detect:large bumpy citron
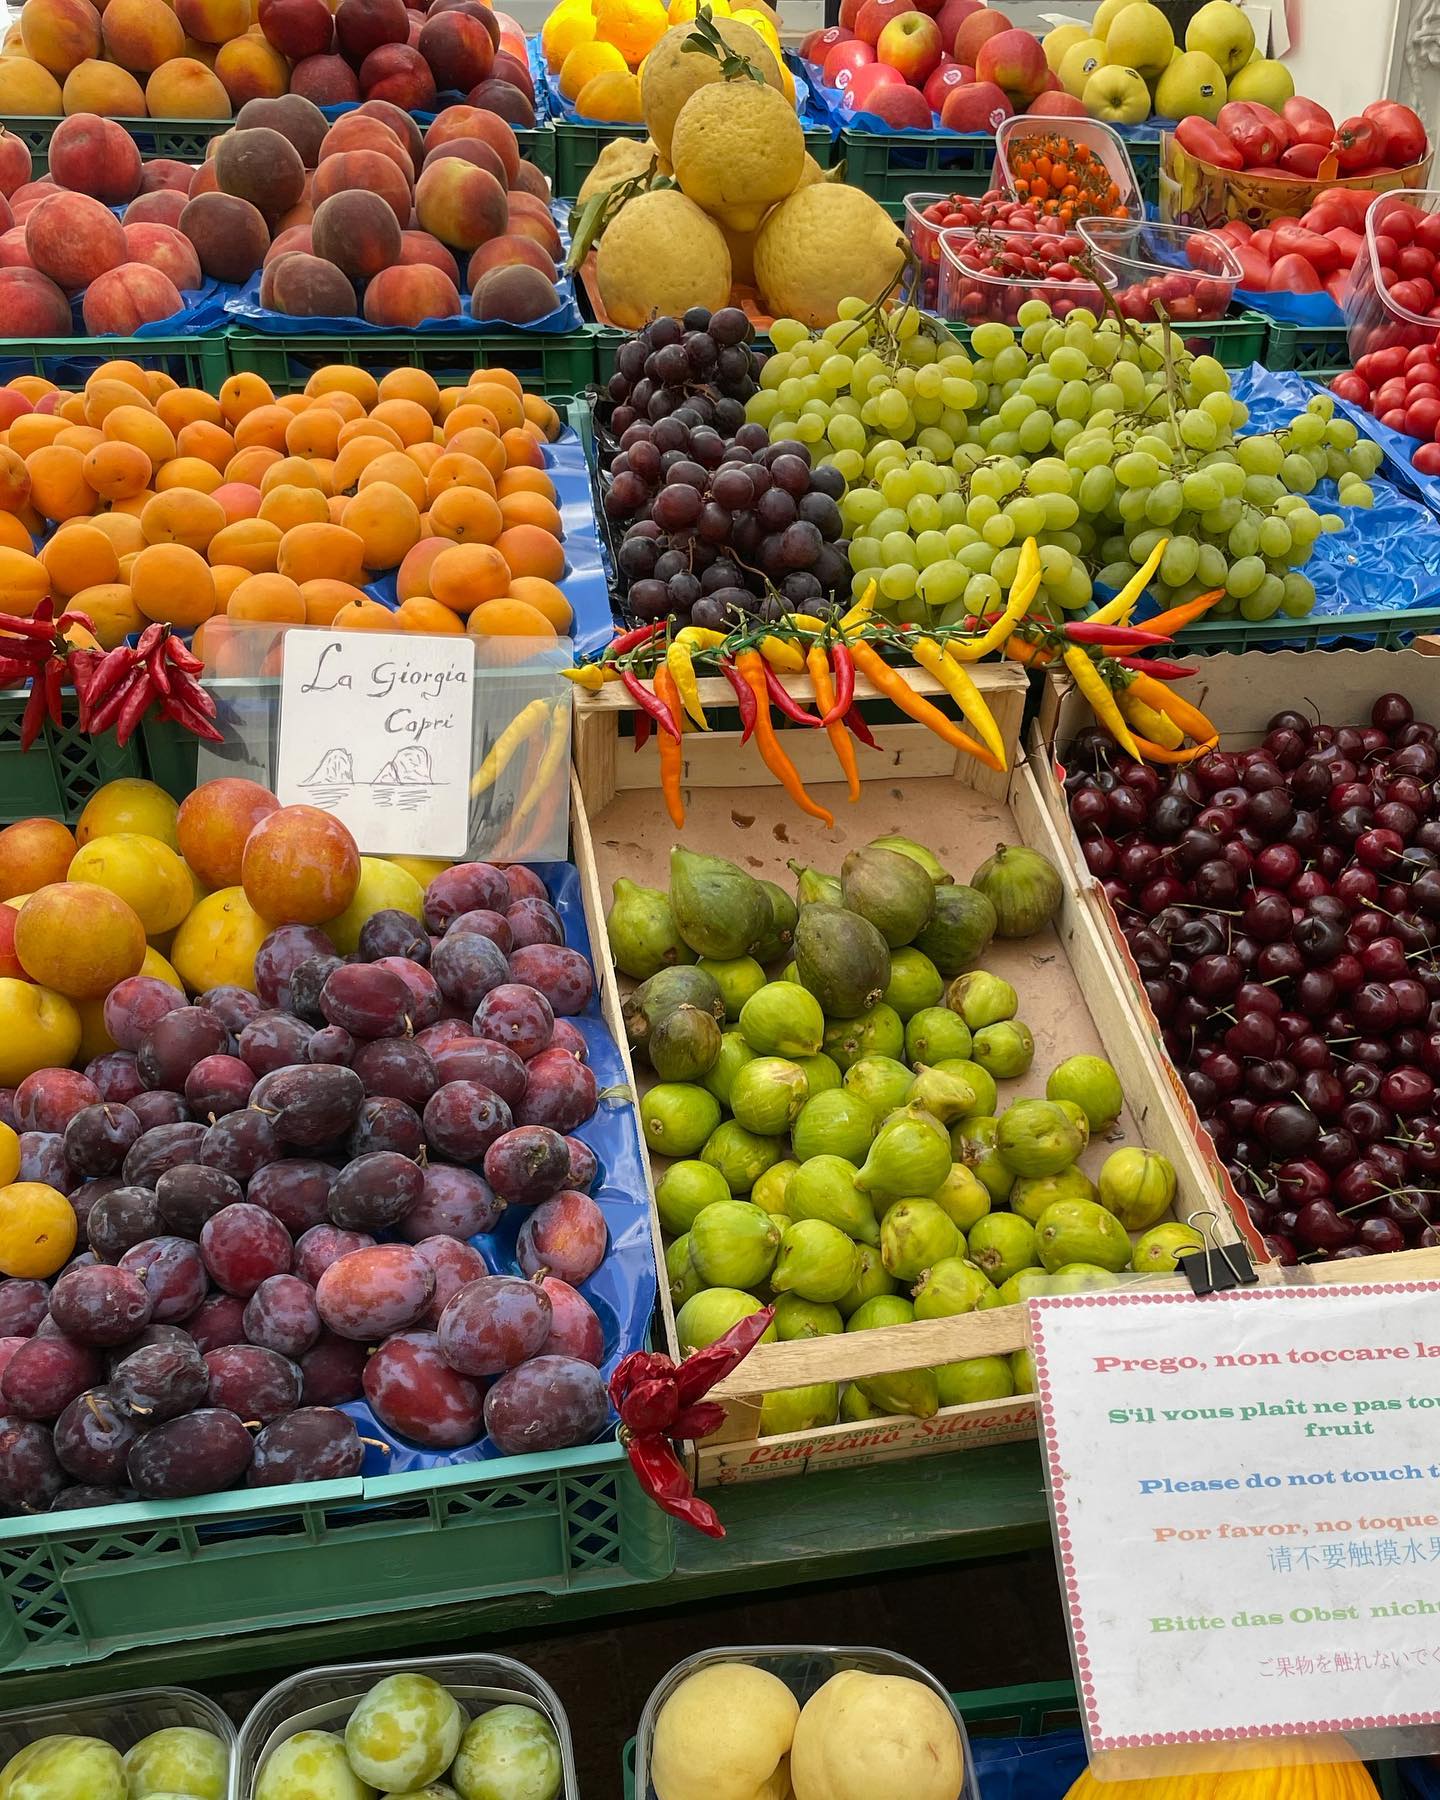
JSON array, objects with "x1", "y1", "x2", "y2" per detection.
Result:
[
  {"x1": 640, "y1": 17, "x2": 782, "y2": 159},
  {"x1": 577, "y1": 135, "x2": 661, "y2": 203},
  {"x1": 596, "y1": 188, "x2": 731, "y2": 328},
  {"x1": 754, "y1": 183, "x2": 906, "y2": 328},
  {"x1": 671, "y1": 78, "x2": 804, "y2": 233}
]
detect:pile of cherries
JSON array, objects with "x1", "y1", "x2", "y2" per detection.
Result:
[{"x1": 1064, "y1": 694, "x2": 1440, "y2": 1266}]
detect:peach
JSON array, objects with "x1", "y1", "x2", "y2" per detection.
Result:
[
  {"x1": 490, "y1": 48, "x2": 533, "y2": 99},
  {"x1": 177, "y1": 777, "x2": 280, "y2": 889},
  {"x1": 145, "y1": 56, "x2": 232, "y2": 116},
  {"x1": 400, "y1": 230, "x2": 458, "y2": 283},
  {"x1": 0, "y1": 131, "x2": 31, "y2": 202},
  {"x1": 467, "y1": 233, "x2": 553, "y2": 286},
  {"x1": 418, "y1": 9, "x2": 492, "y2": 90},
  {"x1": 264, "y1": 222, "x2": 312, "y2": 262},
  {"x1": 214, "y1": 124, "x2": 305, "y2": 220},
  {"x1": 260, "y1": 251, "x2": 356, "y2": 315},
  {"x1": 141, "y1": 160, "x2": 195, "y2": 195},
  {"x1": 466, "y1": 79, "x2": 533, "y2": 126},
  {"x1": 509, "y1": 160, "x2": 550, "y2": 203},
  {"x1": 0, "y1": 820, "x2": 76, "y2": 900},
  {"x1": 122, "y1": 221, "x2": 202, "y2": 288},
  {"x1": 15, "y1": 882, "x2": 146, "y2": 998},
  {"x1": 101, "y1": 0, "x2": 184, "y2": 69},
  {"x1": 503, "y1": 207, "x2": 561, "y2": 261},
  {"x1": 180, "y1": 191, "x2": 270, "y2": 282},
  {"x1": 319, "y1": 112, "x2": 413, "y2": 181},
  {"x1": 0, "y1": 230, "x2": 34, "y2": 272},
  {"x1": 49, "y1": 113, "x2": 143, "y2": 205},
  {"x1": 334, "y1": 0, "x2": 406, "y2": 61},
  {"x1": 215, "y1": 33, "x2": 290, "y2": 105},
  {"x1": 288, "y1": 52, "x2": 359, "y2": 105},
  {"x1": 61, "y1": 59, "x2": 148, "y2": 115},
  {"x1": 237, "y1": 94, "x2": 329, "y2": 167},
  {"x1": 25, "y1": 191, "x2": 125, "y2": 291},
  {"x1": 311, "y1": 151, "x2": 412, "y2": 229},
  {"x1": 354, "y1": 96, "x2": 423, "y2": 167},
  {"x1": 175, "y1": 0, "x2": 249, "y2": 43},
  {"x1": 0, "y1": 60, "x2": 64, "y2": 113},
  {"x1": 187, "y1": 161, "x2": 219, "y2": 196},
  {"x1": 360, "y1": 41, "x2": 435, "y2": 107},
  {"x1": 20, "y1": 0, "x2": 101, "y2": 74},
  {"x1": 83, "y1": 262, "x2": 181, "y2": 333},
  {"x1": 415, "y1": 157, "x2": 505, "y2": 252},
  {"x1": 257, "y1": 0, "x2": 331, "y2": 57},
  {"x1": 471, "y1": 263, "x2": 557, "y2": 324},
  {"x1": 242, "y1": 804, "x2": 360, "y2": 926},
  {"x1": 311, "y1": 189, "x2": 401, "y2": 279},
  {"x1": 424, "y1": 104, "x2": 518, "y2": 183},
  {"x1": 362, "y1": 263, "x2": 459, "y2": 327},
  {"x1": 421, "y1": 134, "x2": 506, "y2": 186},
  {"x1": 125, "y1": 189, "x2": 188, "y2": 228}
]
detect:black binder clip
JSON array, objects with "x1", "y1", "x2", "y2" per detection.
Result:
[{"x1": 1176, "y1": 1208, "x2": 1257, "y2": 1296}]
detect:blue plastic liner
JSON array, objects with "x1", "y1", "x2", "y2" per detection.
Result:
[
  {"x1": 1235, "y1": 285, "x2": 1346, "y2": 327},
  {"x1": 971, "y1": 1728, "x2": 1087, "y2": 1800},
  {"x1": 340, "y1": 861, "x2": 654, "y2": 1473},
  {"x1": 79, "y1": 277, "x2": 232, "y2": 339},
  {"x1": 1402, "y1": 1757, "x2": 1440, "y2": 1800}
]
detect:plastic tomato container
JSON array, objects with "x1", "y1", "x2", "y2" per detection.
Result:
[
  {"x1": 995, "y1": 115, "x2": 1143, "y2": 220},
  {"x1": 1076, "y1": 217, "x2": 1240, "y2": 322},
  {"x1": 906, "y1": 192, "x2": 1071, "y2": 308},
  {"x1": 937, "y1": 225, "x2": 1110, "y2": 324},
  {"x1": 1344, "y1": 187, "x2": 1440, "y2": 363},
  {"x1": 631, "y1": 1646, "x2": 979, "y2": 1800}
]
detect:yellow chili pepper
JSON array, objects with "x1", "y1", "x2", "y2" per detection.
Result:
[
  {"x1": 674, "y1": 625, "x2": 726, "y2": 654},
  {"x1": 759, "y1": 635, "x2": 806, "y2": 673},
  {"x1": 948, "y1": 538, "x2": 1042, "y2": 663},
  {"x1": 511, "y1": 697, "x2": 571, "y2": 827},
  {"x1": 838, "y1": 580, "x2": 877, "y2": 637},
  {"x1": 1083, "y1": 539, "x2": 1168, "y2": 628},
  {"x1": 914, "y1": 636, "x2": 1007, "y2": 768},
  {"x1": 848, "y1": 639, "x2": 1000, "y2": 770},
  {"x1": 471, "y1": 696, "x2": 550, "y2": 797},
  {"x1": 666, "y1": 640, "x2": 708, "y2": 730},
  {"x1": 1124, "y1": 668, "x2": 1217, "y2": 745},
  {"x1": 1062, "y1": 645, "x2": 1141, "y2": 761},
  {"x1": 563, "y1": 663, "x2": 612, "y2": 691},
  {"x1": 1116, "y1": 685, "x2": 1183, "y2": 750},
  {"x1": 787, "y1": 612, "x2": 831, "y2": 635}
]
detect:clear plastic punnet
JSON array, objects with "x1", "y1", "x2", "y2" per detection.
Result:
[
  {"x1": 1345, "y1": 187, "x2": 1440, "y2": 364},
  {"x1": 904, "y1": 191, "x2": 955, "y2": 309},
  {"x1": 1076, "y1": 217, "x2": 1241, "y2": 323},
  {"x1": 938, "y1": 225, "x2": 1111, "y2": 325},
  {"x1": 995, "y1": 114, "x2": 1144, "y2": 220}
]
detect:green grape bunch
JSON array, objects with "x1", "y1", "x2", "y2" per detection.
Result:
[{"x1": 745, "y1": 297, "x2": 1381, "y2": 627}]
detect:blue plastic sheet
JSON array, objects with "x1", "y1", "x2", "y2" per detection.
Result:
[
  {"x1": 1235, "y1": 286, "x2": 1346, "y2": 327},
  {"x1": 971, "y1": 1728, "x2": 1088, "y2": 1800},
  {"x1": 1323, "y1": 384, "x2": 1440, "y2": 518},
  {"x1": 340, "y1": 861, "x2": 654, "y2": 1473},
  {"x1": 75, "y1": 277, "x2": 232, "y2": 340}
]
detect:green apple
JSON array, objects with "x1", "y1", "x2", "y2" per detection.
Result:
[
  {"x1": 1093, "y1": 0, "x2": 1143, "y2": 37},
  {"x1": 1227, "y1": 55, "x2": 1294, "y2": 107},
  {"x1": 1103, "y1": 1, "x2": 1173, "y2": 76},
  {"x1": 1043, "y1": 22, "x2": 1091, "y2": 72},
  {"x1": 1083, "y1": 63, "x2": 1152, "y2": 123},
  {"x1": 1059, "y1": 35, "x2": 1107, "y2": 97},
  {"x1": 1154, "y1": 48, "x2": 1226, "y2": 121},
  {"x1": 1184, "y1": 0, "x2": 1255, "y2": 76}
]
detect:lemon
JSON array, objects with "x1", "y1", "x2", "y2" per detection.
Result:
[
  {"x1": 596, "y1": 188, "x2": 732, "y2": 328},
  {"x1": 672, "y1": 79, "x2": 804, "y2": 233},
  {"x1": 640, "y1": 17, "x2": 782, "y2": 160},
  {"x1": 754, "y1": 182, "x2": 907, "y2": 328}
]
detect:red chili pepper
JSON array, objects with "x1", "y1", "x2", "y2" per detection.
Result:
[
  {"x1": 168, "y1": 671, "x2": 216, "y2": 719},
  {"x1": 719, "y1": 657, "x2": 758, "y2": 744},
  {"x1": 1063, "y1": 622, "x2": 1174, "y2": 647},
  {"x1": 843, "y1": 706, "x2": 879, "y2": 749},
  {"x1": 42, "y1": 656, "x2": 64, "y2": 730},
  {"x1": 1115, "y1": 655, "x2": 1195, "y2": 680},
  {"x1": 165, "y1": 637, "x2": 204, "y2": 675},
  {"x1": 146, "y1": 629, "x2": 172, "y2": 698},
  {"x1": 160, "y1": 688, "x2": 223, "y2": 742},
  {"x1": 633, "y1": 712, "x2": 652, "y2": 754},
  {"x1": 822, "y1": 642, "x2": 855, "y2": 726},
  {"x1": 135, "y1": 622, "x2": 165, "y2": 661},
  {"x1": 0, "y1": 635, "x2": 53, "y2": 665},
  {"x1": 0, "y1": 610, "x2": 56, "y2": 645},
  {"x1": 66, "y1": 649, "x2": 100, "y2": 707},
  {"x1": 620, "y1": 667, "x2": 680, "y2": 740},
  {"x1": 83, "y1": 646, "x2": 138, "y2": 729},
  {"x1": 605, "y1": 622, "x2": 663, "y2": 660},
  {"x1": 0, "y1": 656, "x2": 33, "y2": 686},
  {"x1": 115, "y1": 673, "x2": 153, "y2": 747},
  {"x1": 18, "y1": 672, "x2": 47, "y2": 751},
  {"x1": 90, "y1": 665, "x2": 144, "y2": 735},
  {"x1": 763, "y1": 662, "x2": 822, "y2": 727}
]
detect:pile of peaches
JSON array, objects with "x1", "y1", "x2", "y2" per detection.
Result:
[
  {"x1": 0, "y1": 96, "x2": 567, "y2": 335},
  {"x1": 0, "y1": 0, "x2": 538, "y2": 126},
  {"x1": 0, "y1": 358, "x2": 575, "y2": 662}
]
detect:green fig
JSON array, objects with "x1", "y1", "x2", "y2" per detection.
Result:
[
  {"x1": 701, "y1": 1029, "x2": 757, "y2": 1107},
  {"x1": 837, "y1": 1242, "x2": 897, "y2": 1316},
  {"x1": 842, "y1": 1056, "x2": 914, "y2": 1118},
  {"x1": 640, "y1": 1083, "x2": 722, "y2": 1158},
  {"x1": 867, "y1": 834, "x2": 950, "y2": 885},
  {"x1": 937, "y1": 1355, "x2": 1015, "y2": 1405},
  {"x1": 699, "y1": 1121, "x2": 785, "y2": 1195},
  {"x1": 1132, "y1": 1223, "x2": 1202, "y2": 1274},
  {"x1": 971, "y1": 843, "x2": 1063, "y2": 939},
  {"x1": 647, "y1": 1004, "x2": 723, "y2": 1083},
  {"x1": 778, "y1": 962, "x2": 800, "y2": 983},
  {"x1": 951, "y1": 1115, "x2": 1014, "y2": 1203},
  {"x1": 841, "y1": 845, "x2": 937, "y2": 948},
  {"x1": 738, "y1": 981, "x2": 825, "y2": 1058},
  {"x1": 1055, "y1": 1100, "x2": 1091, "y2": 1151},
  {"x1": 1047, "y1": 1054, "x2": 1125, "y2": 1132},
  {"x1": 973, "y1": 1020, "x2": 1035, "y2": 1080},
  {"x1": 905, "y1": 1007, "x2": 972, "y2": 1066},
  {"x1": 989, "y1": 1267, "x2": 1051, "y2": 1307},
  {"x1": 880, "y1": 1198, "x2": 960, "y2": 1281},
  {"x1": 822, "y1": 1002, "x2": 905, "y2": 1071},
  {"x1": 996, "y1": 1098, "x2": 1084, "y2": 1176},
  {"x1": 675, "y1": 1288, "x2": 777, "y2": 1353},
  {"x1": 932, "y1": 1162, "x2": 991, "y2": 1232},
  {"x1": 729, "y1": 1057, "x2": 808, "y2": 1136},
  {"x1": 841, "y1": 1383, "x2": 884, "y2": 1422},
  {"x1": 669, "y1": 846, "x2": 770, "y2": 960},
  {"x1": 916, "y1": 882, "x2": 997, "y2": 974},
  {"x1": 697, "y1": 956, "x2": 768, "y2": 1021},
  {"x1": 1050, "y1": 1261, "x2": 1124, "y2": 1292},
  {"x1": 791, "y1": 1089, "x2": 876, "y2": 1165},
  {"x1": 1011, "y1": 1346, "x2": 1036, "y2": 1393},
  {"x1": 1100, "y1": 1147, "x2": 1177, "y2": 1230},
  {"x1": 665, "y1": 1234, "x2": 704, "y2": 1307},
  {"x1": 753, "y1": 880, "x2": 799, "y2": 965},
  {"x1": 1036, "y1": 1198, "x2": 1133, "y2": 1273},
  {"x1": 883, "y1": 947, "x2": 944, "y2": 1020},
  {"x1": 759, "y1": 1382, "x2": 839, "y2": 1436},
  {"x1": 848, "y1": 1295, "x2": 914, "y2": 1335},
  {"x1": 655, "y1": 1158, "x2": 731, "y2": 1235},
  {"x1": 935, "y1": 1057, "x2": 995, "y2": 1117},
  {"x1": 913, "y1": 1255, "x2": 992, "y2": 1319},
  {"x1": 772, "y1": 1218, "x2": 861, "y2": 1303},
  {"x1": 607, "y1": 878, "x2": 695, "y2": 980},
  {"x1": 788, "y1": 859, "x2": 841, "y2": 907},
  {"x1": 968, "y1": 1211, "x2": 1041, "y2": 1286},
  {"x1": 794, "y1": 903, "x2": 891, "y2": 1020},
  {"x1": 1010, "y1": 1166, "x2": 1098, "y2": 1225},
  {"x1": 689, "y1": 1199, "x2": 780, "y2": 1288},
  {"x1": 859, "y1": 1365, "x2": 939, "y2": 1421},
  {"x1": 947, "y1": 970, "x2": 1017, "y2": 1029},
  {"x1": 752, "y1": 1158, "x2": 799, "y2": 1215},
  {"x1": 908, "y1": 1063, "x2": 977, "y2": 1125},
  {"x1": 788, "y1": 1154, "x2": 880, "y2": 1246},
  {"x1": 623, "y1": 965, "x2": 724, "y2": 1051},
  {"x1": 855, "y1": 1108, "x2": 952, "y2": 1202},
  {"x1": 773, "y1": 1292, "x2": 844, "y2": 1340},
  {"x1": 792, "y1": 1052, "x2": 842, "y2": 1095}
]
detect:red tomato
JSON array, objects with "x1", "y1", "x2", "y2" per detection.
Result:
[
  {"x1": 1269, "y1": 253, "x2": 1322, "y2": 293},
  {"x1": 1315, "y1": 188, "x2": 1373, "y2": 227},
  {"x1": 1363, "y1": 100, "x2": 1428, "y2": 168},
  {"x1": 1373, "y1": 232, "x2": 1400, "y2": 265},
  {"x1": 1279, "y1": 144, "x2": 1331, "y2": 177},
  {"x1": 1406, "y1": 343, "x2": 1439, "y2": 367},
  {"x1": 1271, "y1": 224, "x2": 1342, "y2": 273},
  {"x1": 1333, "y1": 116, "x2": 1383, "y2": 170},
  {"x1": 1233, "y1": 245, "x2": 1272, "y2": 290},
  {"x1": 1330, "y1": 372, "x2": 1370, "y2": 406},
  {"x1": 1323, "y1": 271, "x2": 1350, "y2": 306},
  {"x1": 1302, "y1": 205, "x2": 1349, "y2": 235},
  {"x1": 1406, "y1": 385, "x2": 1440, "y2": 403},
  {"x1": 1413, "y1": 442, "x2": 1440, "y2": 474},
  {"x1": 1405, "y1": 398, "x2": 1440, "y2": 438},
  {"x1": 1388, "y1": 278, "x2": 1435, "y2": 315},
  {"x1": 1251, "y1": 228, "x2": 1275, "y2": 257},
  {"x1": 1381, "y1": 408, "x2": 1410, "y2": 431},
  {"x1": 1326, "y1": 226, "x2": 1365, "y2": 265},
  {"x1": 1398, "y1": 244, "x2": 1438, "y2": 280},
  {"x1": 1282, "y1": 96, "x2": 1335, "y2": 146},
  {"x1": 1218, "y1": 100, "x2": 1285, "y2": 167},
  {"x1": 1174, "y1": 116, "x2": 1244, "y2": 170},
  {"x1": 1375, "y1": 379, "x2": 1409, "y2": 410},
  {"x1": 1417, "y1": 215, "x2": 1440, "y2": 256},
  {"x1": 1365, "y1": 345, "x2": 1410, "y2": 380}
]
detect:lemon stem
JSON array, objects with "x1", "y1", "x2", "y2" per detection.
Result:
[{"x1": 682, "y1": 1, "x2": 765, "y2": 81}]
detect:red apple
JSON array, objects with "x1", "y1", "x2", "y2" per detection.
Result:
[
  {"x1": 935, "y1": 0, "x2": 982, "y2": 49},
  {"x1": 855, "y1": 0, "x2": 914, "y2": 46},
  {"x1": 877, "y1": 9, "x2": 943, "y2": 82},
  {"x1": 838, "y1": 0, "x2": 865, "y2": 27},
  {"x1": 974, "y1": 26, "x2": 1045, "y2": 102},
  {"x1": 0, "y1": 904, "x2": 22, "y2": 982},
  {"x1": 953, "y1": 5, "x2": 1009, "y2": 65},
  {"x1": 907, "y1": 0, "x2": 943, "y2": 15},
  {"x1": 823, "y1": 36, "x2": 875, "y2": 85},
  {"x1": 865, "y1": 82, "x2": 935, "y2": 124},
  {"x1": 1029, "y1": 89, "x2": 1087, "y2": 116},
  {"x1": 801, "y1": 23, "x2": 854, "y2": 61},
  {"x1": 845, "y1": 61, "x2": 907, "y2": 108},
  {"x1": 923, "y1": 56, "x2": 966, "y2": 109},
  {"x1": 939, "y1": 78, "x2": 1012, "y2": 130}
]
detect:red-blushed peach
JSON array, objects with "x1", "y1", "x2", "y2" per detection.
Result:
[
  {"x1": 139, "y1": 159, "x2": 195, "y2": 195},
  {"x1": 179, "y1": 190, "x2": 270, "y2": 283},
  {"x1": 83, "y1": 262, "x2": 183, "y2": 334},
  {"x1": 417, "y1": 8, "x2": 492, "y2": 90},
  {"x1": 257, "y1": 0, "x2": 331, "y2": 58},
  {"x1": 213, "y1": 124, "x2": 306, "y2": 221},
  {"x1": 48, "y1": 113, "x2": 142, "y2": 206},
  {"x1": 237, "y1": 93, "x2": 329, "y2": 166},
  {"x1": 424, "y1": 104, "x2": 519, "y2": 183},
  {"x1": 310, "y1": 150, "x2": 412, "y2": 228},
  {"x1": 214, "y1": 33, "x2": 291, "y2": 107},
  {"x1": 359, "y1": 40, "x2": 436, "y2": 108},
  {"x1": 509, "y1": 160, "x2": 551, "y2": 203},
  {"x1": 187, "y1": 160, "x2": 219, "y2": 197},
  {"x1": 414, "y1": 156, "x2": 505, "y2": 252},
  {"x1": 311, "y1": 189, "x2": 401, "y2": 278},
  {"x1": 318, "y1": 111, "x2": 414, "y2": 182},
  {"x1": 24, "y1": 190, "x2": 124, "y2": 290},
  {"x1": 399, "y1": 229, "x2": 458, "y2": 283},
  {"x1": 125, "y1": 190, "x2": 188, "y2": 229},
  {"x1": 145, "y1": 56, "x2": 232, "y2": 117},
  {"x1": 0, "y1": 130, "x2": 32, "y2": 202},
  {"x1": 260, "y1": 249, "x2": 357, "y2": 315},
  {"x1": 263, "y1": 222, "x2": 313, "y2": 263},
  {"x1": 0, "y1": 229, "x2": 33, "y2": 270},
  {"x1": 0, "y1": 268, "x2": 70, "y2": 335},
  {"x1": 61, "y1": 57, "x2": 148, "y2": 115},
  {"x1": 465, "y1": 78, "x2": 534, "y2": 127},
  {"x1": 288, "y1": 52, "x2": 359, "y2": 105},
  {"x1": 362, "y1": 263, "x2": 460, "y2": 327},
  {"x1": 174, "y1": 0, "x2": 249, "y2": 44},
  {"x1": 420, "y1": 134, "x2": 506, "y2": 186},
  {"x1": 356, "y1": 96, "x2": 424, "y2": 167},
  {"x1": 490, "y1": 48, "x2": 533, "y2": 99},
  {"x1": 334, "y1": 0, "x2": 406, "y2": 62},
  {"x1": 466, "y1": 233, "x2": 554, "y2": 287},
  {"x1": 122, "y1": 220, "x2": 202, "y2": 288},
  {"x1": 471, "y1": 263, "x2": 558, "y2": 323}
]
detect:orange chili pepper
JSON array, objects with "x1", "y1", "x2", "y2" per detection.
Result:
[
  {"x1": 1129, "y1": 733, "x2": 1220, "y2": 765},
  {"x1": 1124, "y1": 669, "x2": 1216, "y2": 743},
  {"x1": 652, "y1": 662, "x2": 686, "y2": 829},
  {"x1": 807, "y1": 642, "x2": 860, "y2": 804},
  {"x1": 736, "y1": 649, "x2": 835, "y2": 829}
]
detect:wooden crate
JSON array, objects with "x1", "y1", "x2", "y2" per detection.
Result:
[{"x1": 570, "y1": 662, "x2": 1240, "y2": 1486}]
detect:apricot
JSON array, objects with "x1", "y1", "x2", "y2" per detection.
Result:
[
  {"x1": 215, "y1": 32, "x2": 289, "y2": 104},
  {"x1": 84, "y1": 263, "x2": 183, "y2": 335},
  {"x1": 342, "y1": 481, "x2": 419, "y2": 569},
  {"x1": 69, "y1": 580, "x2": 142, "y2": 647},
  {"x1": 0, "y1": 448, "x2": 32, "y2": 516},
  {"x1": 41, "y1": 521, "x2": 118, "y2": 596},
  {"x1": 288, "y1": 51, "x2": 359, "y2": 106},
  {"x1": 242, "y1": 804, "x2": 361, "y2": 926},
  {"x1": 430, "y1": 540, "x2": 507, "y2": 612},
  {"x1": 306, "y1": 364, "x2": 377, "y2": 407},
  {"x1": 214, "y1": 124, "x2": 305, "y2": 221},
  {"x1": 277, "y1": 520, "x2": 365, "y2": 586},
  {"x1": 14, "y1": 881, "x2": 146, "y2": 998},
  {"x1": 211, "y1": 478, "x2": 261, "y2": 520},
  {"x1": 0, "y1": 60, "x2": 64, "y2": 113},
  {"x1": 209, "y1": 517, "x2": 281, "y2": 572},
  {"x1": 258, "y1": 483, "x2": 328, "y2": 532},
  {"x1": 428, "y1": 485, "x2": 500, "y2": 544},
  {"x1": 227, "y1": 570, "x2": 305, "y2": 623},
  {"x1": 236, "y1": 93, "x2": 329, "y2": 166},
  {"x1": 175, "y1": 419, "x2": 234, "y2": 470},
  {"x1": 299, "y1": 576, "x2": 366, "y2": 624},
  {"x1": 311, "y1": 150, "x2": 412, "y2": 229},
  {"x1": 20, "y1": 0, "x2": 101, "y2": 75},
  {"x1": 283, "y1": 408, "x2": 341, "y2": 461},
  {"x1": 332, "y1": 597, "x2": 395, "y2": 630},
  {"x1": 394, "y1": 595, "x2": 463, "y2": 635},
  {"x1": 141, "y1": 486, "x2": 225, "y2": 551},
  {"x1": 61, "y1": 60, "x2": 148, "y2": 117},
  {"x1": 507, "y1": 575, "x2": 572, "y2": 632},
  {"x1": 145, "y1": 55, "x2": 231, "y2": 116},
  {"x1": 465, "y1": 595, "x2": 556, "y2": 643},
  {"x1": 27, "y1": 444, "x2": 95, "y2": 522},
  {"x1": 130, "y1": 541, "x2": 216, "y2": 627},
  {"x1": 101, "y1": 0, "x2": 184, "y2": 70},
  {"x1": 175, "y1": 0, "x2": 249, "y2": 45},
  {"x1": 496, "y1": 523, "x2": 563, "y2": 582},
  {"x1": 0, "y1": 820, "x2": 76, "y2": 901},
  {"x1": 362, "y1": 264, "x2": 461, "y2": 328}
]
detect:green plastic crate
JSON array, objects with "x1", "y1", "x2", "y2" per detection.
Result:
[
  {"x1": 224, "y1": 329, "x2": 597, "y2": 399},
  {"x1": 552, "y1": 119, "x2": 831, "y2": 199},
  {"x1": 841, "y1": 127, "x2": 1161, "y2": 214},
  {"x1": 939, "y1": 308, "x2": 1268, "y2": 369},
  {"x1": 1264, "y1": 318, "x2": 1352, "y2": 377},
  {"x1": 0, "y1": 1442, "x2": 673, "y2": 1673},
  {"x1": 1178, "y1": 604, "x2": 1440, "y2": 652},
  {"x1": 0, "y1": 334, "x2": 229, "y2": 392},
  {"x1": 8, "y1": 115, "x2": 231, "y2": 175},
  {"x1": 516, "y1": 124, "x2": 557, "y2": 181},
  {"x1": 0, "y1": 690, "x2": 143, "y2": 826}
]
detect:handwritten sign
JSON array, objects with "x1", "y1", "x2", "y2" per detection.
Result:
[
  {"x1": 276, "y1": 628, "x2": 475, "y2": 856},
  {"x1": 1029, "y1": 1284, "x2": 1440, "y2": 1754}
]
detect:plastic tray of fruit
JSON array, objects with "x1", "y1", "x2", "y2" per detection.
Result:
[
  {"x1": 937, "y1": 225, "x2": 1113, "y2": 326},
  {"x1": 236, "y1": 1654, "x2": 576, "y2": 1799},
  {"x1": 0, "y1": 1686, "x2": 233, "y2": 1797},
  {"x1": 631, "y1": 1645, "x2": 976, "y2": 1800},
  {"x1": 904, "y1": 192, "x2": 1076, "y2": 311},
  {"x1": 994, "y1": 116, "x2": 1144, "y2": 222},
  {"x1": 1074, "y1": 216, "x2": 1240, "y2": 323},
  {"x1": 1343, "y1": 188, "x2": 1440, "y2": 364}
]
